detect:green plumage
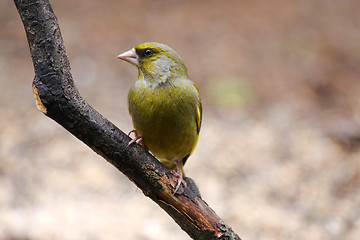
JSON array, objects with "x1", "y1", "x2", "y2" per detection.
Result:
[
  {"x1": 128, "y1": 76, "x2": 200, "y2": 164},
  {"x1": 118, "y1": 42, "x2": 202, "y2": 190}
]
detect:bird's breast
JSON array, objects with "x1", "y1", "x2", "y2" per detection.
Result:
[{"x1": 128, "y1": 81, "x2": 198, "y2": 161}]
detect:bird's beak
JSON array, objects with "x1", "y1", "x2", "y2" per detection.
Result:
[{"x1": 117, "y1": 48, "x2": 139, "y2": 66}]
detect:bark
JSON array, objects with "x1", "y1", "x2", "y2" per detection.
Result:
[{"x1": 14, "y1": 0, "x2": 241, "y2": 239}]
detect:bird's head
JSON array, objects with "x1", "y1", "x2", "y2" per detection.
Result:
[{"x1": 117, "y1": 42, "x2": 188, "y2": 84}]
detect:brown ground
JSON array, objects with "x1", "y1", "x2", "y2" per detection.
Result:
[{"x1": 1, "y1": 0, "x2": 360, "y2": 239}]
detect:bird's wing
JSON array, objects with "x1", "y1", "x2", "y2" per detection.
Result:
[{"x1": 194, "y1": 84, "x2": 202, "y2": 134}]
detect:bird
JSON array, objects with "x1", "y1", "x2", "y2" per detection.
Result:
[{"x1": 117, "y1": 42, "x2": 202, "y2": 194}]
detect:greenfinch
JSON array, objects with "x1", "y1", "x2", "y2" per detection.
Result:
[{"x1": 117, "y1": 42, "x2": 202, "y2": 194}]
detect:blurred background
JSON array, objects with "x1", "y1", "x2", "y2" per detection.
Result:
[{"x1": 1, "y1": 0, "x2": 360, "y2": 239}]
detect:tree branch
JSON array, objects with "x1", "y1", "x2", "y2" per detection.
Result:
[{"x1": 14, "y1": 0, "x2": 241, "y2": 239}]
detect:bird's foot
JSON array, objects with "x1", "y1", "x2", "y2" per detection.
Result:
[
  {"x1": 127, "y1": 129, "x2": 144, "y2": 147},
  {"x1": 171, "y1": 163, "x2": 187, "y2": 195}
]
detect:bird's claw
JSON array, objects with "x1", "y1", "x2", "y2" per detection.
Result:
[
  {"x1": 173, "y1": 175, "x2": 187, "y2": 195},
  {"x1": 126, "y1": 129, "x2": 144, "y2": 147},
  {"x1": 171, "y1": 162, "x2": 187, "y2": 195}
]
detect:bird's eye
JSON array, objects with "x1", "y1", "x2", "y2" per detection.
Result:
[{"x1": 143, "y1": 49, "x2": 153, "y2": 57}]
